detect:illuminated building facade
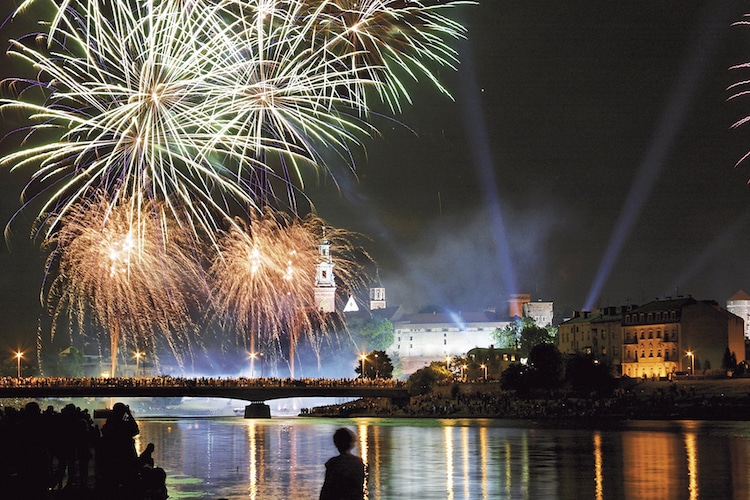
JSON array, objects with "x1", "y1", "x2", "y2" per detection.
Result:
[
  {"x1": 726, "y1": 289, "x2": 750, "y2": 340},
  {"x1": 388, "y1": 295, "x2": 554, "y2": 374},
  {"x1": 389, "y1": 311, "x2": 511, "y2": 374},
  {"x1": 522, "y1": 299, "x2": 554, "y2": 327},
  {"x1": 621, "y1": 297, "x2": 745, "y2": 379},
  {"x1": 557, "y1": 306, "x2": 633, "y2": 374}
]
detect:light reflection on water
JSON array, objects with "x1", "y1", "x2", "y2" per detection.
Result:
[{"x1": 134, "y1": 418, "x2": 750, "y2": 499}]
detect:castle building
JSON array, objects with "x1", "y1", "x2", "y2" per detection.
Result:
[
  {"x1": 387, "y1": 294, "x2": 554, "y2": 374},
  {"x1": 389, "y1": 310, "x2": 511, "y2": 374},
  {"x1": 726, "y1": 290, "x2": 750, "y2": 340}
]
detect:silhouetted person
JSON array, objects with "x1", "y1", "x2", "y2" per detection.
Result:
[
  {"x1": 99, "y1": 402, "x2": 140, "y2": 493},
  {"x1": 139, "y1": 442, "x2": 155, "y2": 468},
  {"x1": 15, "y1": 402, "x2": 49, "y2": 500},
  {"x1": 320, "y1": 427, "x2": 366, "y2": 500}
]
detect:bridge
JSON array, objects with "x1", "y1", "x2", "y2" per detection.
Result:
[{"x1": 0, "y1": 378, "x2": 410, "y2": 417}]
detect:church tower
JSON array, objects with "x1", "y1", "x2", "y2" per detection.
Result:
[
  {"x1": 314, "y1": 228, "x2": 336, "y2": 312},
  {"x1": 369, "y1": 269, "x2": 386, "y2": 310}
]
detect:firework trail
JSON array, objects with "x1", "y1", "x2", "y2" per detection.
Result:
[{"x1": 43, "y1": 194, "x2": 209, "y2": 375}]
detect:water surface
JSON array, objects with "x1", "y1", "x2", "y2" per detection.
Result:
[{"x1": 135, "y1": 417, "x2": 750, "y2": 499}]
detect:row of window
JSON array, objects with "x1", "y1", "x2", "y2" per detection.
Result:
[
  {"x1": 624, "y1": 310, "x2": 678, "y2": 324},
  {"x1": 624, "y1": 347, "x2": 677, "y2": 361}
]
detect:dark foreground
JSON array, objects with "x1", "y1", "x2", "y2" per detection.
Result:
[
  {"x1": 0, "y1": 401, "x2": 167, "y2": 500},
  {"x1": 304, "y1": 377, "x2": 750, "y2": 420}
]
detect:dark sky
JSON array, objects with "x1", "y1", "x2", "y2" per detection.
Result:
[
  {"x1": 310, "y1": 0, "x2": 750, "y2": 318},
  {"x1": 2, "y1": 0, "x2": 750, "y2": 353}
]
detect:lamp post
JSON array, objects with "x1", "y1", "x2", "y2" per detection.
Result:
[
  {"x1": 480, "y1": 363, "x2": 487, "y2": 381},
  {"x1": 374, "y1": 353, "x2": 379, "y2": 379},
  {"x1": 686, "y1": 350, "x2": 695, "y2": 376},
  {"x1": 360, "y1": 353, "x2": 367, "y2": 380},
  {"x1": 15, "y1": 351, "x2": 22, "y2": 378}
]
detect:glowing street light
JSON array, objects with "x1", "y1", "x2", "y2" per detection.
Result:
[
  {"x1": 686, "y1": 350, "x2": 695, "y2": 376},
  {"x1": 360, "y1": 353, "x2": 367, "y2": 379},
  {"x1": 15, "y1": 351, "x2": 23, "y2": 378},
  {"x1": 480, "y1": 363, "x2": 487, "y2": 381},
  {"x1": 134, "y1": 351, "x2": 143, "y2": 377}
]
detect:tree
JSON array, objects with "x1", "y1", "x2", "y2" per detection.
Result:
[
  {"x1": 493, "y1": 320, "x2": 521, "y2": 349},
  {"x1": 565, "y1": 354, "x2": 615, "y2": 397},
  {"x1": 528, "y1": 343, "x2": 564, "y2": 389},
  {"x1": 500, "y1": 363, "x2": 530, "y2": 392},
  {"x1": 347, "y1": 315, "x2": 395, "y2": 352},
  {"x1": 722, "y1": 347, "x2": 738, "y2": 371},
  {"x1": 519, "y1": 324, "x2": 555, "y2": 358},
  {"x1": 354, "y1": 350, "x2": 394, "y2": 379},
  {"x1": 493, "y1": 317, "x2": 556, "y2": 357},
  {"x1": 406, "y1": 362, "x2": 451, "y2": 396}
]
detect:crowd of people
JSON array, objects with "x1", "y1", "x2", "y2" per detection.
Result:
[
  {"x1": 304, "y1": 379, "x2": 750, "y2": 420},
  {"x1": 0, "y1": 401, "x2": 167, "y2": 500},
  {"x1": 0, "y1": 375, "x2": 405, "y2": 389}
]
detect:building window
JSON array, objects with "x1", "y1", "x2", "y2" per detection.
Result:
[
  {"x1": 648, "y1": 330, "x2": 653, "y2": 339},
  {"x1": 656, "y1": 330, "x2": 661, "y2": 338}
]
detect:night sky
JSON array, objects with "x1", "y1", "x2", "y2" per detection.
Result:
[{"x1": 2, "y1": 0, "x2": 750, "y2": 353}]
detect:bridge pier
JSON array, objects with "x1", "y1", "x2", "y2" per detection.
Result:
[{"x1": 244, "y1": 402, "x2": 271, "y2": 418}]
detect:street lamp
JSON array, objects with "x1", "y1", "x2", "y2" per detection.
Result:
[
  {"x1": 374, "y1": 353, "x2": 379, "y2": 378},
  {"x1": 134, "y1": 351, "x2": 143, "y2": 377},
  {"x1": 686, "y1": 350, "x2": 695, "y2": 376},
  {"x1": 15, "y1": 351, "x2": 22, "y2": 378},
  {"x1": 360, "y1": 353, "x2": 367, "y2": 379},
  {"x1": 480, "y1": 363, "x2": 487, "y2": 381}
]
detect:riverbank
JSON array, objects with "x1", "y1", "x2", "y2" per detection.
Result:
[{"x1": 303, "y1": 377, "x2": 750, "y2": 420}]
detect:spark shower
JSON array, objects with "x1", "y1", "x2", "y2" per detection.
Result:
[{"x1": 1, "y1": 0, "x2": 471, "y2": 375}]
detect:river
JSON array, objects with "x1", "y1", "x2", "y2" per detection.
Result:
[{"x1": 132, "y1": 416, "x2": 750, "y2": 499}]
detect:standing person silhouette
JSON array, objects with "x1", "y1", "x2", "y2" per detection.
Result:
[{"x1": 320, "y1": 427, "x2": 367, "y2": 500}]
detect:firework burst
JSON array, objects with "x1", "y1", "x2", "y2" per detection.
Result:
[
  {"x1": 3, "y1": 0, "x2": 470, "y2": 237},
  {"x1": 208, "y1": 209, "x2": 369, "y2": 371},
  {"x1": 43, "y1": 194, "x2": 208, "y2": 375}
]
